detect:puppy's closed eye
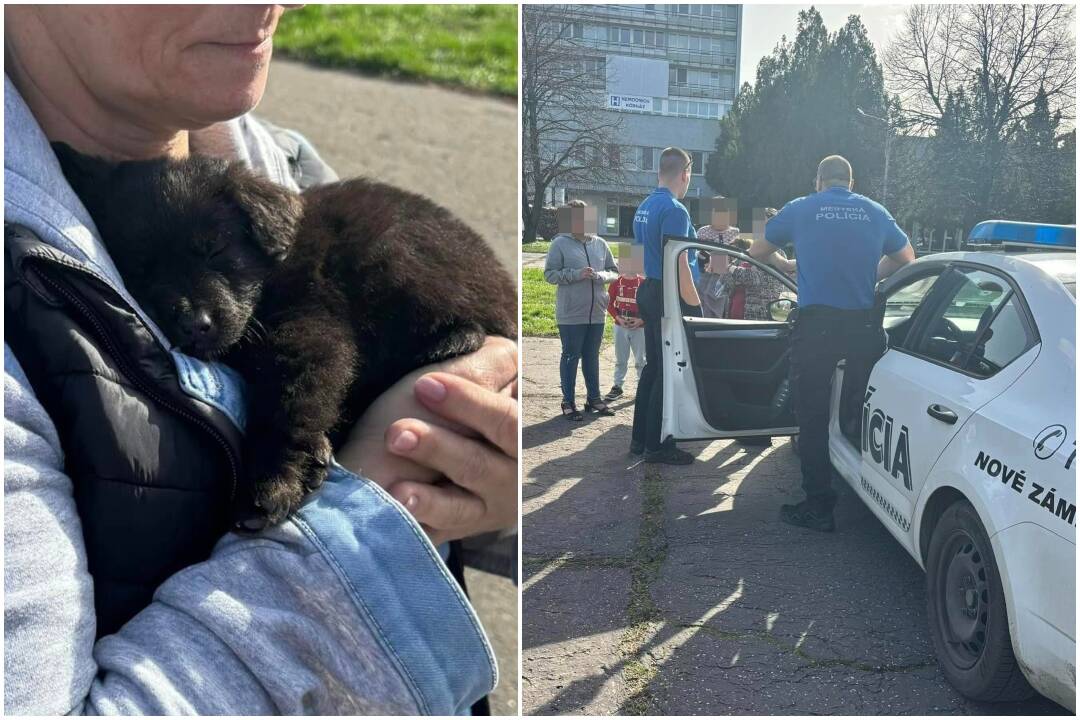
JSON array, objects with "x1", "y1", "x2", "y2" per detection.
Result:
[{"x1": 205, "y1": 232, "x2": 232, "y2": 259}]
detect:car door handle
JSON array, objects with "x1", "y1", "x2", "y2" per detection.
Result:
[{"x1": 926, "y1": 404, "x2": 958, "y2": 425}]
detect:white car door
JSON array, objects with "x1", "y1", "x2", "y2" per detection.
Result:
[
  {"x1": 660, "y1": 237, "x2": 799, "y2": 442},
  {"x1": 856, "y1": 264, "x2": 1041, "y2": 536}
]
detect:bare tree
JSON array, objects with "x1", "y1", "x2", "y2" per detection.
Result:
[
  {"x1": 885, "y1": 3, "x2": 1075, "y2": 136},
  {"x1": 884, "y1": 3, "x2": 1075, "y2": 221},
  {"x1": 521, "y1": 4, "x2": 626, "y2": 243}
]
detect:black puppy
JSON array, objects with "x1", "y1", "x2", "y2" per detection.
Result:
[{"x1": 54, "y1": 143, "x2": 518, "y2": 525}]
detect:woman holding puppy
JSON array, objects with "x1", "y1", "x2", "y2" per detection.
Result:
[{"x1": 4, "y1": 5, "x2": 515, "y2": 715}]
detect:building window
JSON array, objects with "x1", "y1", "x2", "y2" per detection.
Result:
[
  {"x1": 633, "y1": 29, "x2": 643, "y2": 44},
  {"x1": 583, "y1": 57, "x2": 606, "y2": 84},
  {"x1": 607, "y1": 144, "x2": 621, "y2": 170},
  {"x1": 690, "y1": 151, "x2": 707, "y2": 175},
  {"x1": 652, "y1": 97, "x2": 664, "y2": 113},
  {"x1": 605, "y1": 203, "x2": 619, "y2": 235},
  {"x1": 640, "y1": 147, "x2": 655, "y2": 171}
]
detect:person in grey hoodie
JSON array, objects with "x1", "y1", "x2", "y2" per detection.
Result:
[
  {"x1": 4, "y1": 5, "x2": 518, "y2": 715},
  {"x1": 543, "y1": 200, "x2": 619, "y2": 420}
]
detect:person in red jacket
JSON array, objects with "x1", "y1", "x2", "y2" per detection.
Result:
[{"x1": 604, "y1": 260, "x2": 646, "y2": 400}]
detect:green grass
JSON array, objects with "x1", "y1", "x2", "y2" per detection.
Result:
[
  {"x1": 522, "y1": 268, "x2": 559, "y2": 337},
  {"x1": 274, "y1": 5, "x2": 517, "y2": 96},
  {"x1": 521, "y1": 268, "x2": 614, "y2": 343},
  {"x1": 521, "y1": 240, "x2": 551, "y2": 253}
]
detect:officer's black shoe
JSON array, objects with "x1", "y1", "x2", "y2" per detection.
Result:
[
  {"x1": 605, "y1": 385, "x2": 623, "y2": 401},
  {"x1": 644, "y1": 446, "x2": 695, "y2": 465},
  {"x1": 629, "y1": 440, "x2": 645, "y2": 456},
  {"x1": 779, "y1": 501, "x2": 835, "y2": 532}
]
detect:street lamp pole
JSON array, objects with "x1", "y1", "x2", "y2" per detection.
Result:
[{"x1": 857, "y1": 107, "x2": 891, "y2": 206}]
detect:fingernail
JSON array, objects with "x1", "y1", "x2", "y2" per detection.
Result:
[
  {"x1": 405, "y1": 495, "x2": 419, "y2": 510},
  {"x1": 415, "y1": 375, "x2": 447, "y2": 403},
  {"x1": 391, "y1": 429, "x2": 419, "y2": 452}
]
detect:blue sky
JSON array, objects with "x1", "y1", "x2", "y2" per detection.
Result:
[{"x1": 740, "y1": 3, "x2": 910, "y2": 86}]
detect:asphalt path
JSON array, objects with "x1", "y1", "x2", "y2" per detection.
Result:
[
  {"x1": 522, "y1": 336, "x2": 1067, "y2": 715},
  {"x1": 259, "y1": 59, "x2": 518, "y2": 715}
]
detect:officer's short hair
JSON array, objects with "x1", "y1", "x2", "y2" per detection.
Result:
[
  {"x1": 817, "y1": 155, "x2": 852, "y2": 186},
  {"x1": 659, "y1": 147, "x2": 692, "y2": 179}
]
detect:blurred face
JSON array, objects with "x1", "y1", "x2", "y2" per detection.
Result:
[
  {"x1": 557, "y1": 206, "x2": 597, "y2": 238},
  {"x1": 618, "y1": 243, "x2": 643, "y2": 276},
  {"x1": 14, "y1": 5, "x2": 289, "y2": 130}
]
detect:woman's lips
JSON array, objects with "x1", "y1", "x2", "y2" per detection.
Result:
[{"x1": 202, "y1": 35, "x2": 273, "y2": 55}]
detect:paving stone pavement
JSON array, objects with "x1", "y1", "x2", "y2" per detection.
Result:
[
  {"x1": 259, "y1": 60, "x2": 517, "y2": 715},
  {"x1": 522, "y1": 336, "x2": 1067, "y2": 716}
]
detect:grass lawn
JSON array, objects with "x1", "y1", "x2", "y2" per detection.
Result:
[
  {"x1": 522, "y1": 268, "x2": 614, "y2": 343},
  {"x1": 521, "y1": 240, "x2": 551, "y2": 253},
  {"x1": 274, "y1": 5, "x2": 517, "y2": 96}
]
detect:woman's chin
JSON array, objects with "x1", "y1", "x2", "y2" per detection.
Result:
[{"x1": 174, "y1": 55, "x2": 271, "y2": 122}]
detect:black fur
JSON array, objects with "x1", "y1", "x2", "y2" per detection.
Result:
[{"x1": 54, "y1": 142, "x2": 518, "y2": 525}]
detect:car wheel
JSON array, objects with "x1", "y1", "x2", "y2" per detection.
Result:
[{"x1": 925, "y1": 500, "x2": 1034, "y2": 702}]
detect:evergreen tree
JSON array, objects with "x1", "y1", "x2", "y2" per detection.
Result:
[{"x1": 706, "y1": 8, "x2": 890, "y2": 223}]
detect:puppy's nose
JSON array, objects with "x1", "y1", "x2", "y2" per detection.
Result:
[
  {"x1": 177, "y1": 309, "x2": 215, "y2": 344},
  {"x1": 194, "y1": 310, "x2": 213, "y2": 336}
]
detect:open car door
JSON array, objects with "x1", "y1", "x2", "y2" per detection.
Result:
[{"x1": 660, "y1": 236, "x2": 799, "y2": 442}]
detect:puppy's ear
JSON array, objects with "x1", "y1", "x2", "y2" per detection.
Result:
[{"x1": 223, "y1": 163, "x2": 302, "y2": 262}]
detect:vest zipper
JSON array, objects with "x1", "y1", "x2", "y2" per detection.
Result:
[
  {"x1": 584, "y1": 240, "x2": 594, "y2": 325},
  {"x1": 34, "y1": 269, "x2": 239, "y2": 503}
]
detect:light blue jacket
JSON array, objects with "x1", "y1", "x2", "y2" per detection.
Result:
[{"x1": 3, "y1": 76, "x2": 496, "y2": 715}]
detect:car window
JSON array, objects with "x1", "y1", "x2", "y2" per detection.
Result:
[
  {"x1": 692, "y1": 249, "x2": 795, "y2": 321},
  {"x1": 968, "y1": 295, "x2": 1035, "y2": 377},
  {"x1": 914, "y1": 268, "x2": 1035, "y2": 376},
  {"x1": 882, "y1": 273, "x2": 941, "y2": 348}
]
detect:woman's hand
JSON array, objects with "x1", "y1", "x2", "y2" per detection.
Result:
[
  {"x1": 383, "y1": 372, "x2": 518, "y2": 544},
  {"x1": 334, "y1": 336, "x2": 518, "y2": 542}
]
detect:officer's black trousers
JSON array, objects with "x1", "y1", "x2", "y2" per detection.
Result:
[
  {"x1": 631, "y1": 279, "x2": 666, "y2": 452},
  {"x1": 791, "y1": 306, "x2": 886, "y2": 510}
]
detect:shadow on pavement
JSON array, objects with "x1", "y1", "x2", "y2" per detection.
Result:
[{"x1": 525, "y1": 427, "x2": 1069, "y2": 715}]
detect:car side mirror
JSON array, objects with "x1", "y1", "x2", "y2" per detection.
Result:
[{"x1": 768, "y1": 298, "x2": 796, "y2": 322}]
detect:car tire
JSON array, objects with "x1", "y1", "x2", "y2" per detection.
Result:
[{"x1": 925, "y1": 499, "x2": 1034, "y2": 702}]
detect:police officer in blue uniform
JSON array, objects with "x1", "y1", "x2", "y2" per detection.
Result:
[
  {"x1": 630, "y1": 147, "x2": 701, "y2": 465},
  {"x1": 750, "y1": 155, "x2": 914, "y2": 531}
]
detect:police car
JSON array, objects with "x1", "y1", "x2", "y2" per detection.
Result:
[{"x1": 659, "y1": 237, "x2": 1075, "y2": 710}]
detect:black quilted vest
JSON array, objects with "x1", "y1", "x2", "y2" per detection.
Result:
[{"x1": 5, "y1": 225, "x2": 244, "y2": 637}]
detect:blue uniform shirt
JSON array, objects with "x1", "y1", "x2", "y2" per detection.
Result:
[
  {"x1": 765, "y1": 186, "x2": 908, "y2": 310},
  {"x1": 633, "y1": 187, "x2": 696, "y2": 280}
]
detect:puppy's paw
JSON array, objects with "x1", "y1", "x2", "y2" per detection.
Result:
[
  {"x1": 303, "y1": 434, "x2": 332, "y2": 491},
  {"x1": 248, "y1": 434, "x2": 333, "y2": 524},
  {"x1": 254, "y1": 469, "x2": 307, "y2": 525}
]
